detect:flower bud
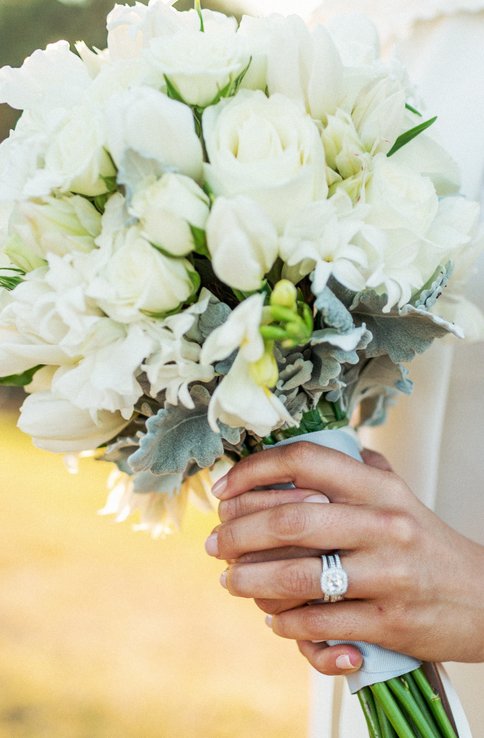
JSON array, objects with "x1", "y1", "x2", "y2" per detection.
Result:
[{"x1": 270, "y1": 279, "x2": 297, "y2": 310}]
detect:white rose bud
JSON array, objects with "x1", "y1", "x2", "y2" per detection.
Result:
[
  {"x1": 39, "y1": 106, "x2": 116, "y2": 197},
  {"x1": 6, "y1": 195, "x2": 101, "y2": 270},
  {"x1": 203, "y1": 90, "x2": 327, "y2": 231},
  {"x1": 130, "y1": 173, "x2": 210, "y2": 256},
  {"x1": 88, "y1": 225, "x2": 196, "y2": 322},
  {"x1": 206, "y1": 196, "x2": 278, "y2": 291},
  {"x1": 146, "y1": 27, "x2": 251, "y2": 108},
  {"x1": 18, "y1": 391, "x2": 129, "y2": 453}
]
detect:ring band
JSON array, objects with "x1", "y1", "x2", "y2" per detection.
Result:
[{"x1": 320, "y1": 553, "x2": 348, "y2": 603}]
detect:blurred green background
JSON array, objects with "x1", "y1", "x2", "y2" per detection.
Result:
[{"x1": 0, "y1": 2, "x2": 310, "y2": 736}]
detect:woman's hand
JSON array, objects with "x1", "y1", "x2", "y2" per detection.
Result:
[{"x1": 205, "y1": 442, "x2": 484, "y2": 676}]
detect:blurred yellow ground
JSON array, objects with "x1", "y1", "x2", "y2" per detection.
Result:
[{"x1": 0, "y1": 404, "x2": 308, "y2": 738}]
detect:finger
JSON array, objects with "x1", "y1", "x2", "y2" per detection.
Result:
[
  {"x1": 254, "y1": 597, "x2": 306, "y2": 615},
  {"x1": 297, "y1": 641, "x2": 363, "y2": 675},
  {"x1": 361, "y1": 448, "x2": 393, "y2": 472},
  {"x1": 207, "y1": 503, "x2": 381, "y2": 560},
  {"x1": 236, "y1": 546, "x2": 322, "y2": 564},
  {"x1": 211, "y1": 442, "x2": 402, "y2": 506},
  {"x1": 269, "y1": 601, "x2": 386, "y2": 645},
  {"x1": 219, "y1": 488, "x2": 329, "y2": 522},
  {"x1": 222, "y1": 553, "x2": 379, "y2": 601}
]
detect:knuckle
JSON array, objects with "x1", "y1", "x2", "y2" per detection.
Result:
[
  {"x1": 270, "y1": 504, "x2": 310, "y2": 543},
  {"x1": 280, "y1": 560, "x2": 314, "y2": 598},
  {"x1": 387, "y1": 510, "x2": 418, "y2": 547}
]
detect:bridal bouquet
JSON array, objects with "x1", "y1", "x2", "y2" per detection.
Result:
[{"x1": 0, "y1": 1, "x2": 480, "y2": 735}]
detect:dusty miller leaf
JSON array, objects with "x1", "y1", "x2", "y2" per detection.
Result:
[
  {"x1": 411, "y1": 262, "x2": 453, "y2": 310},
  {"x1": 128, "y1": 385, "x2": 241, "y2": 476},
  {"x1": 314, "y1": 286, "x2": 354, "y2": 332},
  {"x1": 185, "y1": 291, "x2": 231, "y2": 344}
]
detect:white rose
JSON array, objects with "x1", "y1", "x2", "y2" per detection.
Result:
[
  {"x1": 130, "y1": 173, "x2": 209, "y2": 256},
  {"x1": 6, "y1": 195, "x2": 101, "y2": 270},
  {"x1": 106, "y1": 87, "x2": 203, "y2": 183},
  {"x1": 145, "y1": 27, "x2": 250, "y2": 108},
  {"x1": 0, "y1": 41, "x2": 90, "y2": 115},
  {"x1": 18, "y1": 391, "x2": 129, "y2": 452},
  {"x1": 203, "y1": 90, "x2": 327, "y2": 231},
  {"x1": 106, "y1": 1, "x2": 183, "y2": 60},
  {"x1": 352, "y1": 76, "x2": 406, "y2": 155},
  {"x1": 26, "y1": 105, "x2": 116, "y2": 198},
  {"x1": 322, "y1": 110, "x2": 366, "y2": 180},
  {"x1": 206, "y1": 196, "x2": 278, "y2": 290},
  {"x1": 265, "y1": 15, "x2": 344, "y2": 120},
  {"x1": 365, "y1": 154, "x2": 438, "y2": 234},
  {"x1": 88, "y1": 225, "x2": 196, "y2": 322}
]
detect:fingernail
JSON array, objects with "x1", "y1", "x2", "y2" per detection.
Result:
[
  {"x1": 303, "y1": 494, "x2": 330, "y2": 504},
  {"x1": 220, "y1": 569, "x2": 228, "y2": 589},
  {"x1": 265, "y1": 615, "x2": 273, "y2": 628},
  {"x1": 336, "y1": 654, "x2": 360, "y2": 671},
  {"x1": 212, "y1": 475, "x2": 228, "y2": 499},
  {"x1": 205, "y1": 533, "x2": 219, "y2": 557}
]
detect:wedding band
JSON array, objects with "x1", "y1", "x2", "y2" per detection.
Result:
[{"x1": 320, "y1": 553, "x2": 348, "y2": 603}]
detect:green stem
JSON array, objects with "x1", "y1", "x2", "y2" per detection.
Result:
[
  {"x1": 371, "y1": 682, "x2": 415, "y2": 738},
  {"x1": 358, "y1": 687, "x2": 383, "y2": 738},
  {"x1": 387, "y1": 677, "x2": 440, "y2": 738},
  {"x1": 405, "y1": 672, "x2": 441, "y2": 736},
  {"x1": 412, "y1": 668, "x2": 458, "y2": 738},
  {"x1": 375, "y1": 697, "x2": 399, "y2": 738}
]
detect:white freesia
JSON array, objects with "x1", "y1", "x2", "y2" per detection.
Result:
[
  {"x1": 0, "y1": 41, "x2": 90, "y2": 115},
  {"x1": 6, "y1": 195, "x2": 101, "y2": 270},
  {"x1": 130, "y1": 173, "x2": 210, "y2": 256},
  {"x1": 203, "y1": 89, "x2": 327, "y2": 230},
  {"x1": 143, "y1": 294, "x2": 215, "y2": 408},
  {"x1": 206, "y1": 196, "x2": 278, "y2": 290},
  {"x1": 105, "y1": 87, "x2": 203, "y2": 183},
  {"x1": 201, "y1": 293, "x2": 265, "y2": 365},
  {"x1": 18, "y1": 391, "x2": 129, "y2": 452},
  {"x1": 51, "y1": 323, "x2": 153, "y2": 419},
  {"x1": 145, "y1": 25, "x2": 250, "y2": 108},
  {"x1": 87, "y1": 224, "x2": 195, "y2": 322},
  {"x1": 280, "y1": 191, "x2": 368, "y2": 293},
  {"x1": 207, "y1": 351, "x2": 295, "y2": 436},
  {"x1": 265, "y1": 14, "x2": 344, "y2": 120}
]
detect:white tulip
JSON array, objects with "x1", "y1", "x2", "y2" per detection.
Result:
[
  {"x1": 106, "y1": 87, "x2": 203, "y2": 183},
  {"x1": 201, "y1": 293, "x2": 265, "y2": 365},
  {"x1": 87, "y1": 224, "x2": 195, "y2": 322},
  {"x1": 203, "y1": 90, "x2": 327, "y2": 230},
  {"x1": 207, "y1": 352, "x2": 295, "y2": 437},
  {"x1": 18, "y1": 391, "x2": 129, "y2": 452},
  {"x1": 206, "y1": 196, "x2": 278, "y2": 290},
  {"x1": 130, "y1": 173, "x2": 209, "y2": 256},
  {"x1": 265, "y1": 15, "x2": 344, "y2": 120}
]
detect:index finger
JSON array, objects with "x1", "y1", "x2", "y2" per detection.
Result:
[{"x1": 212, "y1": 442, "x2": 402, "y2": 506}]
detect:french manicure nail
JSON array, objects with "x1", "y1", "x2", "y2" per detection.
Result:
[
  {"x1": 212, "y1": 475, "x2": 228, "y2": 499},
  {"x1": 265, "y1": 615, "x2": 273, "y2": 628},
  {"x1": 220, "y1": 569, "x2": 228, "y2": 589},
  {"x1": 303, "y1": 494, "x2": 330, "y2": 504},
  {"x1": 205, "y1": 532, "x2": 219, "y2": 557},
  {"x1": 336, "y1": 654, "x2": 359, "y2": 671}
]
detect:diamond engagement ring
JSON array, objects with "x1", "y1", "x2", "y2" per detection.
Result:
[{"x1": 320, "y1": 553, "x2": 348, "y2": 603}]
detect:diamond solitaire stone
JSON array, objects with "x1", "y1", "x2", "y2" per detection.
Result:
[{"x1": 320, "y1": 553, "x2": 349, "y2": 602}]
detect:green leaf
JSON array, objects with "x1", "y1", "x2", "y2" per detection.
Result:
[
  {"x1": 128, "y1": 385, "x2": 242, "y2": 476},
  {"x1": 349, "y1": 290, "x2": 460, "y2": 363},
  {"x1": 405, "y1": 102, "x2": 422, "y2": 117},
  {"x1": 164, "y1": 74, "x2": 187, "y2": 105},
  {"x1": 0, "y1": 364, "x2": 44, "y2": 387},
  {"x1": 195, "y1": 0, "x2": 205, "y2": 32},
  {"x1": 190, "y1": 225, "x2": 210, "y2": 257},
  {"x1": 0, "y1": 267, "x2": 25, "y2": 290},
  {"x1": 387, "y1": 116, "x2": 437, "y2": 157}
]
